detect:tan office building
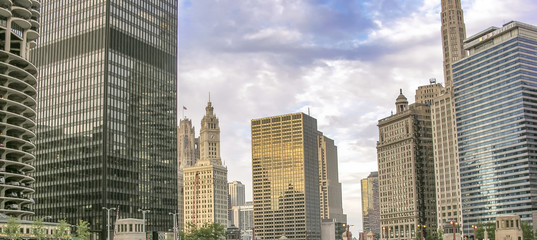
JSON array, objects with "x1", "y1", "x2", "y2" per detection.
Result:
[
  {"x1": 251, "y1": 113, "x2": 321, "y2": 240},
  {"x1": 361, "y1": 172, "x2": 380, "y2": 235},
  {"x1": 377, "y1": 90, "x2": 437, "y2": 240},
  {"x1": 433, "y1": 0, "x2": 467, "y2": 232},
  {"x1": 318, "y1": 135, "x2": 347, "y2": 224},
  {"x1": 183, "y1": 101, "x2": 228, "y2": 229}
]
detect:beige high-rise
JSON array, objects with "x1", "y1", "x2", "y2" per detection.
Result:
[
  {"x1": 318, "y1": 136, "x2": 347, "y2": 224},
  {"x1": 433, "y1": 0, "x2": 467, "y2": 232},
  {"x1": 183, "y1": 101, "x2": 228, "y2": 229},
  {"x1": 377, "y1": 90, "x2": 437, "y2": 240},
  {"x1": 441, "y1": 0, "x2": 467, "y2": 87},
  {"x1": 177, "y1": 119, "x2": 200, "y2": 231}
]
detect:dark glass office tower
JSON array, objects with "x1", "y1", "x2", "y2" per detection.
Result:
[{"x1": 30, "y1": 1, "x2": 177, "y2": 238}]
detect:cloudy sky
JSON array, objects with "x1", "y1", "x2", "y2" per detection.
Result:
[{"x1": 177, "y1": 0, "x2": 537, "y2": 232}]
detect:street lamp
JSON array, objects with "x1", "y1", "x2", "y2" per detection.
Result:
[
  {"x1": 450, "y1": 221, "x2": 458, "y2": 240},
  {"x1": 169, "y1": 212, "x2": 178, "y2": 240},
  {"x1": 472, "y1": 225, "x2": 478, "y2": 240},
  {"x1": 343, "y1": 224, "x2": 354, "y2": 240},
  {"x1": 138, "y1": 209, "x2": 151, "y2": 233},
  {"x1": 102, "y1": 207, "x2": 116, "y2": 240},
  {"x1": 417, "y1": 224, "x2": 426, "y2": 240},
  {"x1": 382, "y1": 226, "x2": 391, "y2": 240}
]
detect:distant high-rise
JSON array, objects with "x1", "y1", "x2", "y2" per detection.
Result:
[
  {"x1": 361, "y1": 172, "x2": 380, "y2": 235},
  {"x1": 453, "y1": 21, "x2": 537, "y2": 230},
  {"x1": 318, "y1": 135, "x2": 346, "y2": 224},
  {"x1": 31, "y1": 1, "x2": 178, "y2": 238},
  {"x1": 251, "y1": 113, "x2": 321, "y2": 240},
  {"x1": 228, "y1": 181, "x2": 246, "y2": 207},
  {"x1": 183, "y1": 101, "x2": 228, "y2": 229},
  {"x1": 441, "y1": 0, "x2": 467, "y2": 87},
  {"x1": 231, "y1": 202, "x2": 253, "y2": 231},
  {"x1": 377, "y1": 90, "x2": 437, "y2": 240},
  {"x1": 0, "y1": 0, "x2": 40, "y2": 217}
]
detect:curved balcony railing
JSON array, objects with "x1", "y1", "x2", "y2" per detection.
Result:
[{"x1": 0, "y1": 0, "x2": 36, "y2": 218}]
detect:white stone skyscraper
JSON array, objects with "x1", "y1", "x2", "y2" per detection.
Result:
[
  {"x1": 177, "y1": 119, "x2": 199, "y2": 231},
  {"x1": 318, "y1": 135, "x2": 346, "y2": 224},
  {"x1": 183, "y1": 101, "x2": 228, "y2": 229}
]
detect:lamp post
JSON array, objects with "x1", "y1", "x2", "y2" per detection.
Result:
[
  {"x1": 343, "y1": 224, "x2": 354, "y2": 240},
  {"x1": 382, "y1": 226, "x2": 391, "y2": 240},
  {"x1": 138, "y1": 209, "x2": 150, "y2": 233},
  {"x1": 450, "y1": 221, "x2": 458, "y2": 240},
  {"x1": 472, "y1": 225, "x2": 478, "y2": 240},
  {"x1": 417, "y1": 224, "x2": 426, "y2": 240},
  {"x1": 102, "y1": 207, "x2": 116, "y2": 240},
  {"x1": 169, "y1": 212, "x2": 178, "y2": 240}
]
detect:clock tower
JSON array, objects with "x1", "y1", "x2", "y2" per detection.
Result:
[{"x1": 199, "y1": 100, "x2": 222, "y2": 166}]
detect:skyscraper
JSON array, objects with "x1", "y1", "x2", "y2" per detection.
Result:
[
  {"x1": 441, "y1": 0, "x2": 467, "y2": 87},
  {"x1": 0, "y1": 0, "x2": 40, "y2": 217},
  {"x1": 30, "y1": 1, "x2": 178, "y2": 238},
  {"x1": 228, "y1": 181, "x2": 245, "y2": 207},
  {"x1": 361, "y1": 172, "x2": 380, "y2": 236},
  {"x1": 251, "y1": 113, "x2": 321, "y2": 240},
  {"x1": 318, "y1": 135, "x2": 346, "y2": 224},
  {"x1": 183, "y1": 101, "x2": 228, "y2": 229},
  {"x1": 377, "y1": 90, "x2": 437, "y2": 240},
  {"x1": 433, "y1": 0, "x2": 467, "y2": 231},
  {"x1": 178, "y1": 119, "x2": 199, "y2": 231},
  {"x1": 453, "y1": 21, "x2": 537, "y2": 230}
]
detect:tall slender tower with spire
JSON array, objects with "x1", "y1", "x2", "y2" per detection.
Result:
[
  {"x1": 441, "y1": 0, "x2": 467, "y2": 87},
  {"x1": 183, "y1": 100, "x2": 228, "y2": 229},
  {"x1": 432, "y1": 0, "x2": 467, "y2": 235}
]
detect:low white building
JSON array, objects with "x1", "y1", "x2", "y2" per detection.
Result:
[
  {"x1": 114, "y1": 218, "x2": 145, "y2": 240},
  {"x1": 495, "y1": 215, "x2": 523, "y2": 240}
]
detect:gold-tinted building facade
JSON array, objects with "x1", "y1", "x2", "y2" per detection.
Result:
[{"x1": 251, "y1": 113, "x2": 321, "y2": 240}]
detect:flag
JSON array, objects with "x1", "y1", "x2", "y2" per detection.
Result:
[{"x1": 183, "y1": 106, "x2": 187, "y2": 110}]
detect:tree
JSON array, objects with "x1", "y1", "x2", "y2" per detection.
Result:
[
  {"x1": 53, "y1": 219, "x2": 71, "y2": 239},
  {"x1": 437, "y1": 228, "x2": 444, "y2": 240},
  {"x1": 522, "y1": 222, "x2": 534, "y2": 240},
  {"x1": 75, "y1": 219, "x2": 91, "y2": 240},
  {"x1": 32, "y1": 218, "x2": 46, "y2": 240},
  {"x1": 184, "y1": 222, "x2": 226, "y2": 240},
  {"x1": 483, "y1": 222, "x2": 495, "y2": 240},
  {"x1": 5, "y1": 217, "x2": 21, "y2": 240}
]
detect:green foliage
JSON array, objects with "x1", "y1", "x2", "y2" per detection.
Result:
[
  {"x1": 32, "y1": 218, "x2": 46, "y2": 240},
  {"x1": 475, "y1": 223, "x2": 485, "y2": 240},
  {"x1": 414, "y1": 230, "x2": 421, "y2": 240},
  {"x1": 5, "y1": 217, "x2": 21, "y2": 240},
  {"x1": 522, "y1": 222, "x2": 534, "y2": 240},
  {"x1": 75, "y1": 219, "x2": 91, "y2": 240},
  {"x1": 437, "y1": 228, "x2": 444, "y2": 240},
  {"x1": 53, "y1": 219, "x2": 71, "y2": 239},
  {"x1": 484, "y1": 222, "x2": 496, "y2": 240},
  {"x1": 184, "y1": 222, "x2": 226, "y2": 240}
]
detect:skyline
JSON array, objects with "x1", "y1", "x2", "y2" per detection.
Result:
[{"x1": 177, "y1": 0, "x2": 537, "y2": 231}]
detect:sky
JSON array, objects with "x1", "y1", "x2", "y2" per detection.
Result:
[{"x1": 177, "y1": 0, "x2": 537, "y2": 233}]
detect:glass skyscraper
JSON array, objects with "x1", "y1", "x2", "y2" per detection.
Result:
[
  {"x1": 453, "y1": 21, "x2": 537, "y2": 231},
  {"x1": 251, "y1": 113, "x2": 321, "y2": 240},
  {"x1": 30, "y1": 0, "x2": 177, "y2": 238}
]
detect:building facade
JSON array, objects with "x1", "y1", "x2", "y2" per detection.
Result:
[
  {"x1": 318, "y1": 135, "x2": 347, "y2": 224},
  {"x1": 0, "y1": 0, "x2": 40, "y2": 217},
  {"x1": 229, "y1": 181, "x2": 246, "y2": 207},
  {"x1": 441, "y1": 0, "x2": 467, "y2": 87},
  {"x1": 453, "y1": 21, "x2": 537, "y2": 230},
  {"x1": 434, "y1": 0, "x2": 467, "y2": 232},
  {"x1": 361, "y1": 172, "x2": 380, "y2": 236},
  {"x1": 183, "y1": 101, "x2": 228, "y2": 229},
  {"x1": 30, "y1": 1, "x2": 178, "y2": 238},
  {"x1": 377, "y1": 90, "x2": 437, "y2": 240},
  {"x1": 178, "y1": 119, "x2": 199, "y2": 231},
  {"x1": 251, "y1": 113, "x2": 321, "y2": 240},
  {"x1": 231, "y1": 202, "x2": 253, "y2": 231}
]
